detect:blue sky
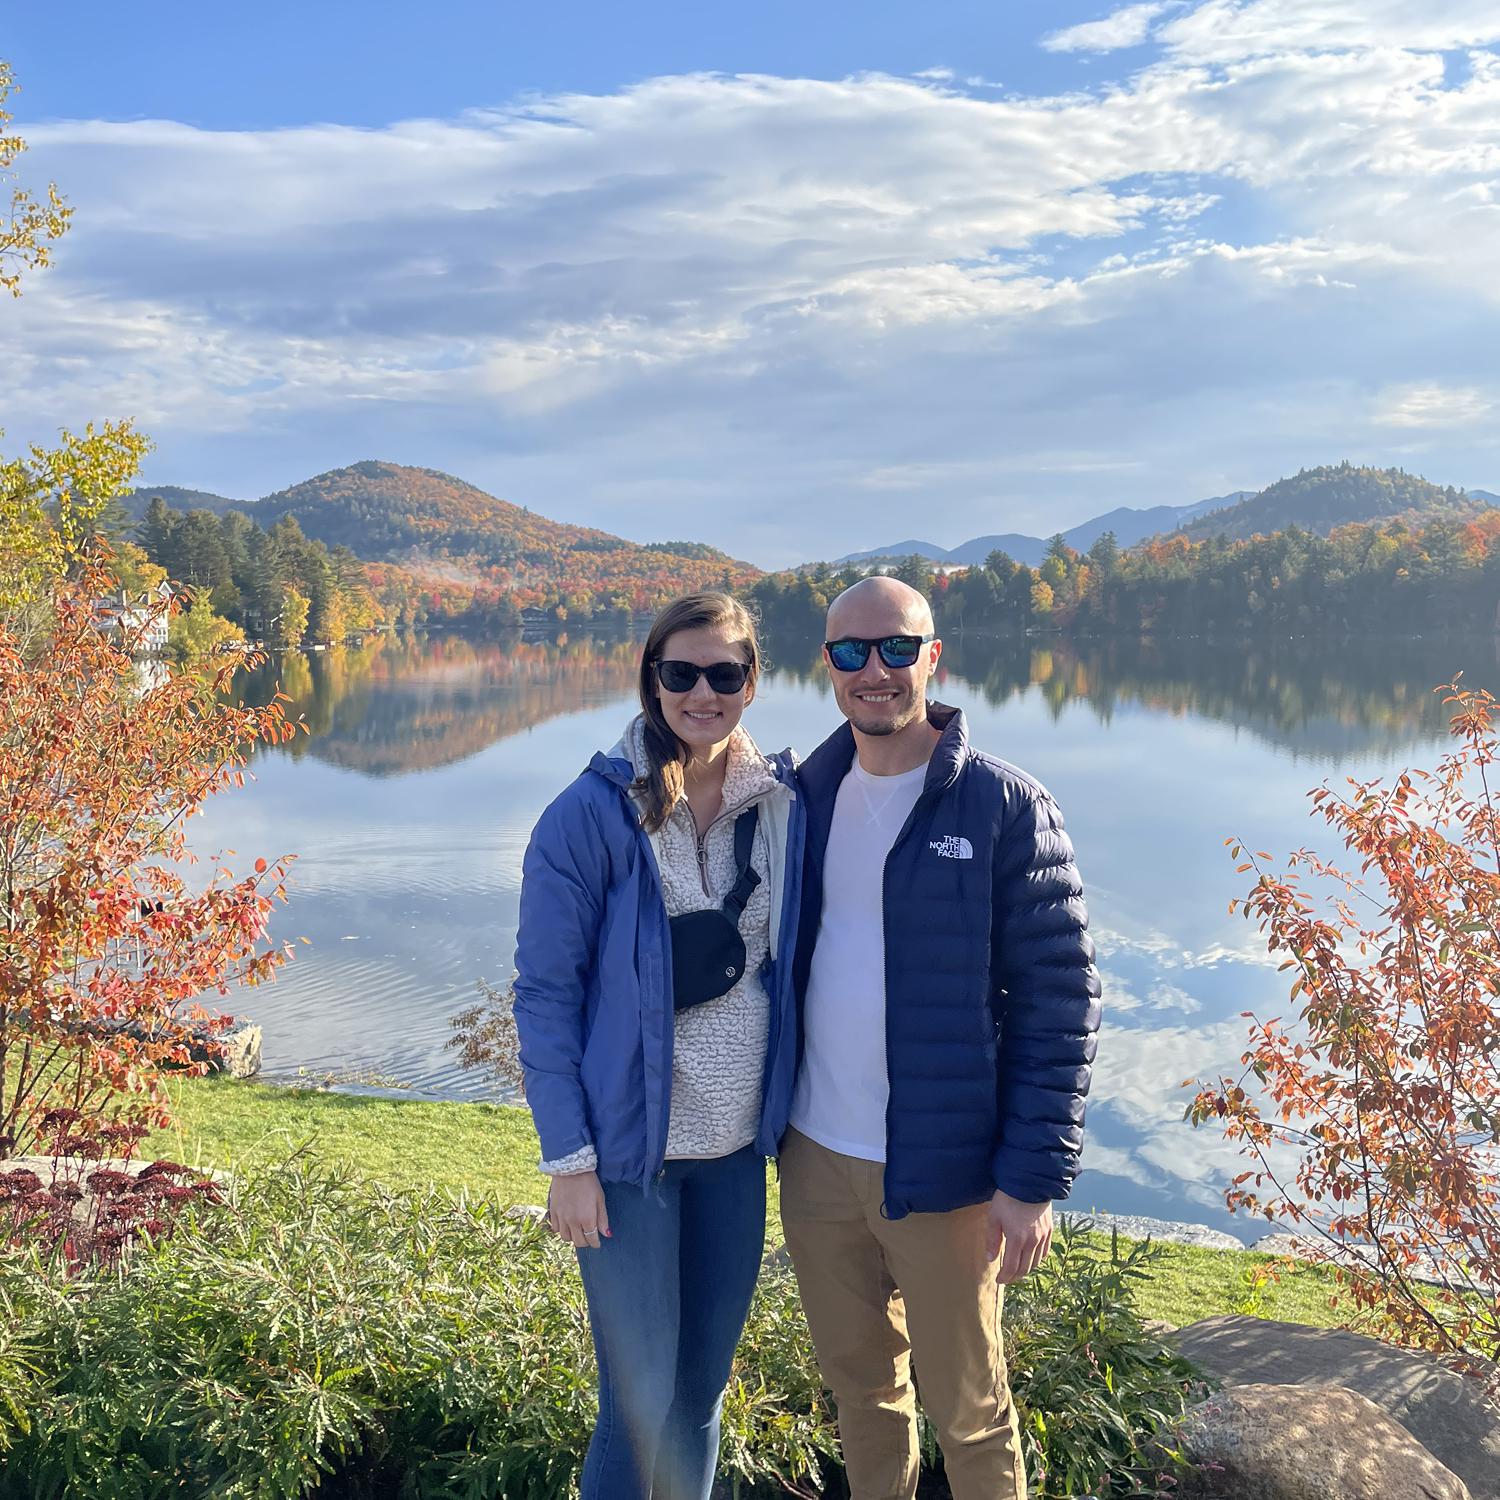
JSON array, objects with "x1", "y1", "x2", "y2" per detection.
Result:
[
  {"x1": 5, "y1": 1, "x2": 1499, "y2": 565},
  {"x1": 5, "y1": 2, "x2": 1128, "y2": 128}
]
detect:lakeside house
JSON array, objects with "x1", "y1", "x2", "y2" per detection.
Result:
[{"x1": 96, "y1": 579, "x2": 173, "y2": 655}]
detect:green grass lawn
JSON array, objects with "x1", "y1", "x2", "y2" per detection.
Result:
[
  {"x1": 146, "y1": 1075, "x2": 1348, "y2": 1332},
  {"x1": 146, "y1": 1075, "x2": 547, "y2": 1207}
]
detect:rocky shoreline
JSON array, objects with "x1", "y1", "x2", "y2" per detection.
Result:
[{"x1": 1057, "y1": 1208, "x2": 1252, "y2": 1252}]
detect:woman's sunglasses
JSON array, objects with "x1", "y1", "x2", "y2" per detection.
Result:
[
  {"x1": 823, "y1": 634, "x2": 935, "y2": 672},
  {"x1": 654, "y1": 658, "x2": 753, "y2": 694}
]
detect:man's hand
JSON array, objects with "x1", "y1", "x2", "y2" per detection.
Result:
[
  {"x1": 547, "y1": 1170, "x2": 611, "y2": 1250},
  {"x1": 986, "y1": 1190, "x2": 1053, "y2": 1284}
]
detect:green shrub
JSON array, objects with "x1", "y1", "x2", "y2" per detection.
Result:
[
  {"x1": 0, "y1": 1158, "x2": 831, "y2": 1499},
  {"x1": 0, "y1": 1161, "x2": 1206, "y2": 1499},
  {"x1": 1005, "y1": 1219, "x2": 1213, "y2": 1499}
]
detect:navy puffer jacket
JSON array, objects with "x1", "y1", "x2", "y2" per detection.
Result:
[{"x1": 792, "y1": 703, "x2": 1101, "y2": 1217}]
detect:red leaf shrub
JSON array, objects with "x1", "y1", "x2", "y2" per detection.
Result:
[
  {"x1": 0, "y1": 561, "x2": 298, "y2": 1164},
  {"x1": 1189, "y1": 681, "x2": 1500, "y2": 1368}
]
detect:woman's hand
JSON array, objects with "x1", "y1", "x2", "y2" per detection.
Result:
[{"x1": 548, "y1": 1170, "x2": 611, "y2": 1250}]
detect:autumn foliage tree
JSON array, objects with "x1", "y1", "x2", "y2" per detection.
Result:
[
  {"x1": 1189, "y1": 681, "x2": 1500, "y2": 1367},
  {"x1": 0, "y1": 62, "x2": 300, "y2": 1168},
  {"x1": 1, "y1": 61, "x2": 69, "y2": 296},
  {"x1": 0, "y1": 564, "x2": 297, "y2": 1159}
]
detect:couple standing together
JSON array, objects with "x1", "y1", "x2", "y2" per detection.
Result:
[{"x1": 513, "y1": 578, "x2": 1102, "y2": 1500}]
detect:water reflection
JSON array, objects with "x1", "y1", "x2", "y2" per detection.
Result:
[
  {"x1": 765, "y1": 628, "x2": 1492, "y2": 761},
  {"x1": 233, "y1": 629, "x2": 1497, "y2": 772},
  {"x1": 235, "y1": 632, "x2": 642, "y2": 776}
]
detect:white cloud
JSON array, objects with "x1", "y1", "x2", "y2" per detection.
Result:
[
  {"x1": 1158, "y1": 0, "x2": 1500, "y2": 64},
  {"x1": 1375, "y1": 382, "x2": 1497, "y2": 428},
  {"x1": 1043, "y1": 4, "x2": 1171, "y2": 55},
  {"x1": 4, "y1": 5, "x2": 1500, "y2": 561}
]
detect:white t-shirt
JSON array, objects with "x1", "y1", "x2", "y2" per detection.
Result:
[{"x1": 789, "y1": 757, "x2": 928, "y2": 1162}]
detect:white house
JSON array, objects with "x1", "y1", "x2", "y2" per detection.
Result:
[{"x1": 98, "y1": 579, "x2": 173, "y2": 655}]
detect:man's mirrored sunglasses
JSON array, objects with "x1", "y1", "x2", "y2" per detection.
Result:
[
  {"x1": 654, "y1": 658, "x2": 753, "y2": 694},
  {"x1": 823, "y1": 634, "x2": 936, "y2": 672}
]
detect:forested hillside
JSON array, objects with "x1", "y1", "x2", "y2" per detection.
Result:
[
  {"x1": 253, "y1": 462, "x2": 630, "y2": 564},
  {"x1": 755, "y1": 508, "x2": 1500, "y2": 638},
  {"x1": 122, "y1": 485, "x2": 245, "y2": 516},
  {"x1": 1177, "y1": 463, "x2": 1477, "y2": 543},
  {"x1": 128, "y1": 461, "x2": 758, "y2": 637}
]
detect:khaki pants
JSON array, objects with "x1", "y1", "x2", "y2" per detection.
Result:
[{"x1": 780, "y1": 1128, "x2": 1027, "y2": 1500}]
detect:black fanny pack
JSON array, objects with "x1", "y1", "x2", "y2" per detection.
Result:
[{"x1": 669, "y1": 806, "x2": 761, "y2": 1012}]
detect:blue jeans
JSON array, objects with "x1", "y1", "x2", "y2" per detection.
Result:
[{"x1": 577, "y1": 1146, "x2": 767, "y2": 1500}]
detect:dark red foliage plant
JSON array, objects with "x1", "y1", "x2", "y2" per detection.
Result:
[{"x1": 0, "y1": 1109, "x2": 219, "y2": 1272}]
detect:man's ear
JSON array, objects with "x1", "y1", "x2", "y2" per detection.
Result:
[{"x1": 929, "y1": 638, "x2": 944, "y2": 671}]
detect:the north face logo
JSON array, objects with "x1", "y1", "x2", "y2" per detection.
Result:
[{"x1": 929, "y1": 835, "x2": 974, "y2": 860}]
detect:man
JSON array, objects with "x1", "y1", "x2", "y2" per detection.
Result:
[{"x1": 781, "y1": 575, "x2": 1101, "y2": 1500}]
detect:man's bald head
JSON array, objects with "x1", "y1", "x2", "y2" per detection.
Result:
[
  {"x1": 825, "y1": 576, "x2": 934, "y2": 640},
  {"x1": 821, "y1": 575, "x2": 942, "y2": 743}
]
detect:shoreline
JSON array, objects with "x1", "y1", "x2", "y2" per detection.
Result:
[
  {"x1": 192, "y1": 1071, "x2": 1300, "y2": 1255},
  {"x1": 1057, "y1": 1208, "x2": 1253, "y2": 1252}
]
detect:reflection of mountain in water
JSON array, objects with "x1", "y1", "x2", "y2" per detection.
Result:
[
  {"x1": 235, "y1": 633, "x2": 641, "y2": 776},
  {"x1": 763, "y1": 627, "x2": 1498, "y2": 764}
]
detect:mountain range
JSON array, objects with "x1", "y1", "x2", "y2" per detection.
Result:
[
  {"x1": 838, "y1": 466, "x2": 1492, "y2": 569},
  {"x1": 124, "y1": 461, "x2": 1497, "y2": 588},
  {"x1": 831, "y1": 493, "x2": 1251, "y2": 570}
]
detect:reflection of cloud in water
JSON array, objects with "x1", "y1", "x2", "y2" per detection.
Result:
[
  {"x1": 1081, "y1": 1011, "x2": 1304, "y2": 1232},
  {"x1": 1074, "y1": 902, "x2": 1307, "y2": 1232},
  {"x1": 1090, "y1": 1016, "x2": 1246, "y2": 1134},
  {"x1": 1093, "y1": 921, "x2": 1280, "y2": 973},
  {"x1": 1097, "y1": 969, "x2": 1201, "y2": 1015}
]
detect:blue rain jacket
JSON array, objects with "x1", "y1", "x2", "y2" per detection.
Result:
[{"x1": 513, "y1": 741, "x2": 806, "y2": 1188}]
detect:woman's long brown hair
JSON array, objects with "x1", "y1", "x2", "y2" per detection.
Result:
[{"x1": 635, "y1": 591, "x2": 761, "y2": 833}]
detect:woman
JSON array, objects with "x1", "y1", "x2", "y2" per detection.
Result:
[{"x1": 512, "y1": 591, "x2": 805, "y2": 1500}]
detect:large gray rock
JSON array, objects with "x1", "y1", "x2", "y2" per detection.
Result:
[
  {"x1": 201, "y1": 1020, "x2": 262, "y2": 1080},
  {"x1": 1, "y1": 1154, "x2": 157, "y2": 1184},
  {"x1": 1175, "y1": 1383, "x2": 1472, "y2": 1499},
  {"x1": 0, "y1": 1155, "x2": 223, "y2": 1234},
  {"x1": 85, "y1": 1016, "x2": 262, "y2": 1077},
  {"x1": 1174, "y1": 1315, "x2": 1500, "y2": 1500}
]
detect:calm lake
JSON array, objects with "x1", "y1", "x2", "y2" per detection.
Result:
[{"x1": 192, "y1": 628, "x2": 1499, "y2": 1240}]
